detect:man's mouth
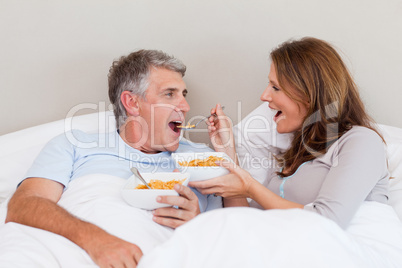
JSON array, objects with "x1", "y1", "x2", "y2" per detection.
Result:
[{"x1": 168, "y1": 121, "x2": 182, "y2": 133}]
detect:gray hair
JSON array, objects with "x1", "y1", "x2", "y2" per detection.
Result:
[{"x1": 108, "y1": 49, "x2": 186, "y2": 129}]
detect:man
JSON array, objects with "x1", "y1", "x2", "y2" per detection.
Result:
[{"x1": 5, "y1": 50, "x2": 221, "y2": 267}]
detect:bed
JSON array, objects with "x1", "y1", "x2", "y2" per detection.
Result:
[{"x1": 1, "y1": 104, "x2": 402, "y2": 267}]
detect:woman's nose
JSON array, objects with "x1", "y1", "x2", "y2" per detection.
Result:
[{"x1": 260, "y1": 87, "x2": 272, "y2": 102}]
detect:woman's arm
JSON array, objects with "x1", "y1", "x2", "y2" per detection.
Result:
[
  {"x1": 207, "y1": 103, "x2": 246, "y2": 206},
  {"x1": 189, "y1": 161, "x2": 303, "y2": 209},
  {"x1": 247, "y1": 178, "x2": 303, "y2": 209},
  {"x1": 303, "y1": 128, "x2": 389, "y2": 229},
  {"x1": 208, "y1": 103, "x2": 237, "y2": 162}
]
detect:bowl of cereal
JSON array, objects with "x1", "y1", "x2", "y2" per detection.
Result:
[
  {"x1": 121, "y1": 172, "x2": 190, "y2": 210},
  {"x1": 171, "y1": 152, "x2": 233, "y2": 181}
]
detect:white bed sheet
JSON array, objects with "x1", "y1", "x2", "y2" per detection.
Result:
[
  {"x1": 0, "y1": 174, "x2": 174, "y2": 267},
  {"x1": 139, "y1": 202, "x2": 402, "y2": 268},
  {"x1": 1, "y1": 173, "x2": 402, "y2": 268}
]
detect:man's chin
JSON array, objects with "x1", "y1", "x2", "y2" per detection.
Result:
[
  {"x1": 163, "y1": 143, "x2": 180, "y2": 152},
  {"x1": 162, "y1": 132, "x2": 181, "y2": 152},
  {"x1": 151, "y1": 139, "x2": 180, "y2": 153}
]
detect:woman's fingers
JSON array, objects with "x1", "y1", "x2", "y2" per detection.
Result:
[
  {"x1": 188, "y1": 177, "x2": 224, "y2": 195},
  {"x1": 215, "y1": 160, "x2": 242, "y2": 176},
  {"x1": 210, "y1": 106, "x2": 217, "y2": 116},
  {"x1": 215, "y1": 103, "x2": 224, "y2": 115},
  {"x1": 189, "y1": 161, "x2": 252, "y2": 199},
  {"x1": 216, "y1": 159, "x2": 235, "y2": 170}
]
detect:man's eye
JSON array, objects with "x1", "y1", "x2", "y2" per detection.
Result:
[{"x1": 166, "y1": 92, "x2": 173, "y2": 97}]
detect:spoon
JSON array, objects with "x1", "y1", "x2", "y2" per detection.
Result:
[
  {"x1": 178, "y1": 106, "x2": 225, "y2": 130},
  {"x1": 130, "y1": 167, "x2": 152, "y2": 189}
]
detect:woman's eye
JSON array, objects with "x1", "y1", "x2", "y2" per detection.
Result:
[{"x1": 273, "y1": 86, "x2": 280, "y2": 91}]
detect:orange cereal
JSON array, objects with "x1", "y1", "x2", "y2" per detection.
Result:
[
  {"x1": 135, "y1": 178, "x2": 186, "y2": 190},
  {"x1": 178, "y1": 156, "x2": 224, "y2": 167}
]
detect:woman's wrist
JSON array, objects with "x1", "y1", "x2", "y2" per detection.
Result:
[
  {"x1": 244, "y1": 174, "x2": 258, "y2": 199},
  {"x1": 226, "y1": 149, "x2": 238, "y2": 164},
  {"x1": 213, "y1": 144, "x2": 238, "y2": 164}
]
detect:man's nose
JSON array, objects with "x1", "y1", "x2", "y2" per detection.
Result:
[{"x1": 177, "y1": 97, "x2": 190, "y2": 113}]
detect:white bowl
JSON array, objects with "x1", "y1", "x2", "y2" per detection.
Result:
[
  {"x1": 121, "y1": 172, "x2": 190, "y2": 210},
  {"x1": 171, "y1": 152, "x2": 233, "y2": 181}
]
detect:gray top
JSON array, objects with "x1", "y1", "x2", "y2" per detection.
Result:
[{"x1": 267, "y1": 126, "x2": 389, "y2": 229}]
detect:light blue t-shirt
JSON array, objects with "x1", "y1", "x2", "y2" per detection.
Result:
[{"x1": 24, "y1": 130, "x2": 222, "y2": 212}]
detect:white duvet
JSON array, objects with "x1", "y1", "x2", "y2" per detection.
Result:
[{"x1": 0, "y1": 174, "x2": 402, "y2": 268}]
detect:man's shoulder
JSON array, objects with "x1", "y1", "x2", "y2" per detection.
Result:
[
  {"x1": 47, "y1": 129, "x2": 117, "y2": 149},
  {"x1": 176, "y1": 138, "x2": 213, "y2": 153}
]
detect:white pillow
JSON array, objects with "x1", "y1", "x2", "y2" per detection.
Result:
[
  {"x1": 378, "y1": 124, "x2": 402, "y2": 220},
  {"x1": 0, "y1": 111, "x2": 115, "y2": 203}
]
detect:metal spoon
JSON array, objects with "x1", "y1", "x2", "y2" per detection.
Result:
[
  {"x1": 178, "y1": 106, "x2": 225, "y2": 130},
  {"x1": 130, "y1": 167, "x2": 151, "y2": 189}
]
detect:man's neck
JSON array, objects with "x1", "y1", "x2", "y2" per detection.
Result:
[{"x1": 119, "y1": 122, "x2": 162, "y2": 154}]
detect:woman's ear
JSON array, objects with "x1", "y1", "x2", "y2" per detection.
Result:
[{"x1": 120, "y1": 91, "x2": 141, "y2": 116}]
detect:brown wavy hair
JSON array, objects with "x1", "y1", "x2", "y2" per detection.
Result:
[{"x1": 272, "y1": 37, "x2": 383, "y2": 177}]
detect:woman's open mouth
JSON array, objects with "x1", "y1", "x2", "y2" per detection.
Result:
[{"x1": 273, "y1": 110, "x2": 283, "y2": 122}]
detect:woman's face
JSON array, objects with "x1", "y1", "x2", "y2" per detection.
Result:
[{"x1": 260, "y1": 63, "x2": 309, "y2": 134}]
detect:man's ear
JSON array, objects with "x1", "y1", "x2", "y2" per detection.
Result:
[{"x1": 120, "y1": 91, "x2": 141, "y2": 116}]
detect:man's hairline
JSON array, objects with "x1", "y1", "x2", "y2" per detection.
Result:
[{"x1": 139, "y1": 66, "x2": 186, "y2": 102}]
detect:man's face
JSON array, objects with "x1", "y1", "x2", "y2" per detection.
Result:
[{"x1": 136, "y1": 67, "x2": 189, "y2": 153}]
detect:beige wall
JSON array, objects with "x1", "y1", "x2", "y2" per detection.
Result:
[{"x1": 1, "y1": 0, "x2": 402, "y2": 146}]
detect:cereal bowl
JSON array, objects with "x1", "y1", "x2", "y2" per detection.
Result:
[
  {"x1": 171, "y1": 152, "x2": 233, "y2": 181},
  {"x1": 121, "y1": 172, "x2": 190, "y2": 210}
]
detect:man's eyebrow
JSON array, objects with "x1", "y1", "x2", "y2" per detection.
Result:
[
  {"x1": 162, "y1": 87, "x2": 179, "y2": 93},
  {"x1": 163, "y1": 88, "x2": 188, "y2": 94}
]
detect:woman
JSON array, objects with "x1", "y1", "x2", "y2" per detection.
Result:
[{"x1": 189, "y1": 37, "x2": 389, "y2": 229}]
